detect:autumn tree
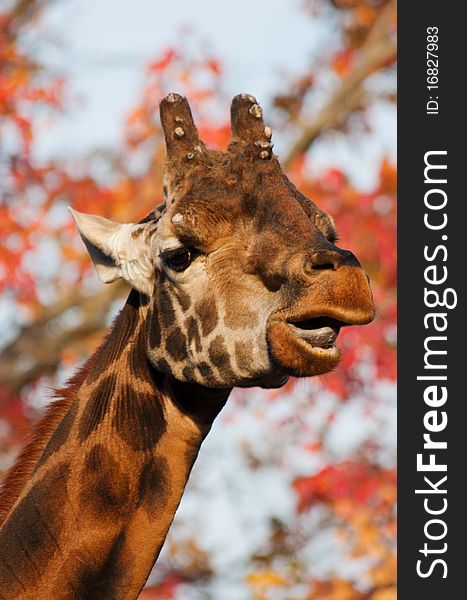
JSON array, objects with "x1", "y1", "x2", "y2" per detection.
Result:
[{"x1": 0, "y1": 0, "x2": 396, "y2": 598}]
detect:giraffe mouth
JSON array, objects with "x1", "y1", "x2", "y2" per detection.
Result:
[
  {"x1": 267, "y1": 316, "x2": 345, "y2": 377},
  {"x1": 288, "y1": 316, "x2": 342, "y2": 349}
]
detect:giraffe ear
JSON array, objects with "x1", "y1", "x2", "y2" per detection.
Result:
[{"x1": 68, "y1": 208, "x2": 155, "y2": 296}]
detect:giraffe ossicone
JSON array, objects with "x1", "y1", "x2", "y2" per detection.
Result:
[{"x1": 0, "y1": 93, "x2": 375, "y2": 599}]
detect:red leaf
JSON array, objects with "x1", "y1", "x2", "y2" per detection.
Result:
[
  {"x1": 293, "y1": 462, "x2": 396, "y2": 512},
  {"x1": 147, "y1": 49, "x2": 176, "y2": 73}
]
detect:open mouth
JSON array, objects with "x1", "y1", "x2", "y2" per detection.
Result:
[
  {"x1": 287, "y1": 316, "x2": 343, "y2": 350},
  {"x1": 267, "y1": 315, "x2": 347, "y2": 377}
]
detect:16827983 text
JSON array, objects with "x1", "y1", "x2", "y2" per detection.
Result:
[{"x1": 426, "y1": 26, "x2": 439, "y2": 115}]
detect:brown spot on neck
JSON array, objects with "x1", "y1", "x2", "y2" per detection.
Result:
[
  {"x1": 0, "y1": 462, "x2": 70, "y2": 591},
  {"x1": 112, "y1": 383, "x2": 166, "y2": 451},
  {"x1": 78, "y1": 375, "x2": 117, "y2": 441},
  {"x1": 62, "y1": 530, "x2": 130, "y2": 600},
  {"x1": 138, "y1": 456, "x2": 169, "y2": 516},
  {"x1": 80, "y1": 444, "x2": 131, "y2": 519}
]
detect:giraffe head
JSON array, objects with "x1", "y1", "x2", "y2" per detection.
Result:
[{"x1": 70, "y1": 93, "x2": 374, "y2": 389}]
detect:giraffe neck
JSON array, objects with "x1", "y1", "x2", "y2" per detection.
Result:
[{"x1": 0, "y1": 290, "x2": 230, "y2": 600}]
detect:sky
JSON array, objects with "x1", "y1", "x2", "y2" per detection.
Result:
[
  {"x1": 34, "y1": 0, "x2": 321, "y2": 154},
  {"x1": 30, "y1": 0, "x2": 395, "y2": 190}
]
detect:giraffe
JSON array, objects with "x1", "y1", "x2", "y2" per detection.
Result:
[{"x1": 0, "y1": 93, "x2": 375, "y2": 599}]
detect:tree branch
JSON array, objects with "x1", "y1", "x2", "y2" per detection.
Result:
[
  {"x1": 283, "y1": 0, "x2": 396, "y2": 169},
  {"x1": 0, "y1": 282, "x2": 127, "y2": 394},
  {"x1": 2, "y1": 0, "x2": 44, "y2": 37}
]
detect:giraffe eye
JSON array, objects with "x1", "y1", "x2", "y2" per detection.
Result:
[{"x1": 162, "y1": 247, "x2": 196, "y2": 272}]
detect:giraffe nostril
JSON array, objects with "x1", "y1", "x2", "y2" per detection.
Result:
[
  {"x1": 312, "y1": 261, "x2": 335, "y2": 271},
  {"x1": 306, "y1": 251, "x2": 342, "y2": 273},
  {"x1": 305, "y1": 249, "x2": 360, "y2": 274}
]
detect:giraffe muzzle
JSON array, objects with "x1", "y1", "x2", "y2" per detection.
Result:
[{"x1": 266, "y1": 265, "x2": 375, "y2": 378}]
